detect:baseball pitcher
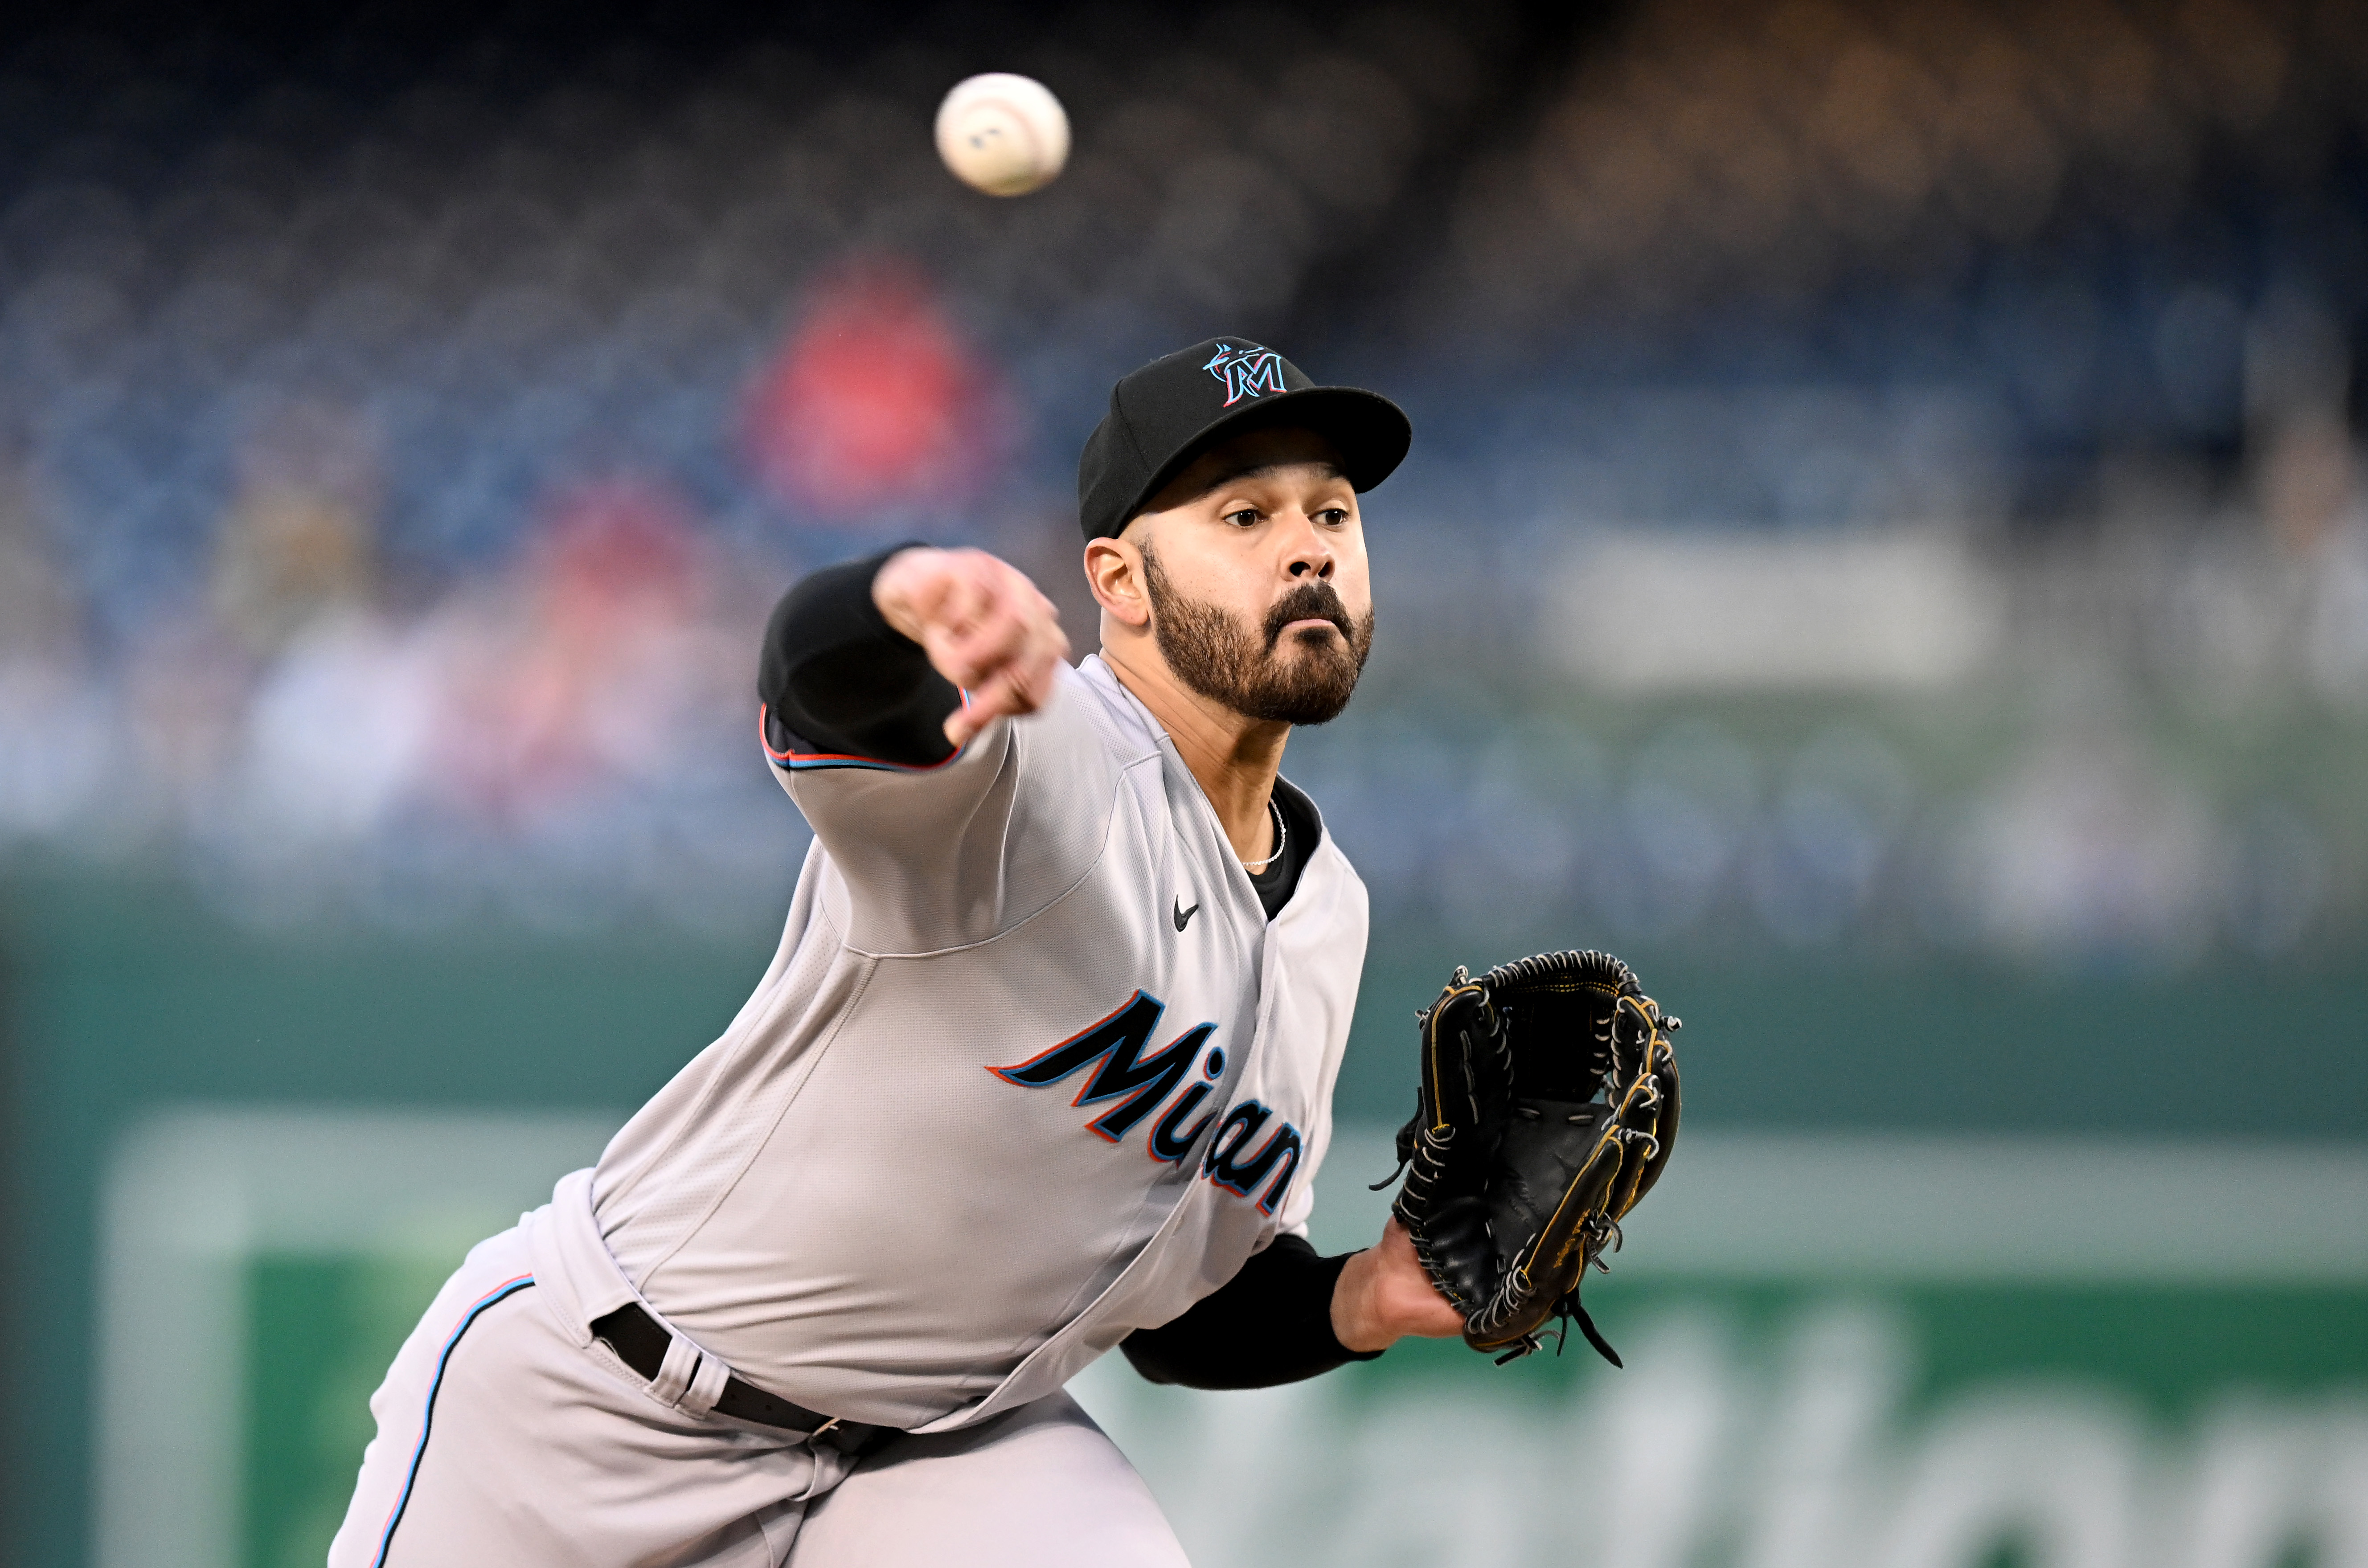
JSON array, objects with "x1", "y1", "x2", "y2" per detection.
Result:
[{"x1": 329, "y1": 337, "x2": 1681, "y2": 1566}]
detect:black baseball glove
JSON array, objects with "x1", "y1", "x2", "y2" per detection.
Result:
[{"x1": 1381, "y1": 950, "x2": 1680, "y2": 1365}]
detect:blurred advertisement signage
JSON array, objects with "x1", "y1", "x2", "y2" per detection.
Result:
[{"x1": 98, "y1": 1113, "x2": 2367, "y2": 1568}]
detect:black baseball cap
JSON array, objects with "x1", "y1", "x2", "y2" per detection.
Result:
[{"x1": 1076, "y1": 337, "x2": 1412, "y2": 540}]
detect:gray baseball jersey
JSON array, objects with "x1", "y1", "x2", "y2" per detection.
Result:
[{"x1": 589, "y1": 652, "x2": 1368, "y2": 1433}]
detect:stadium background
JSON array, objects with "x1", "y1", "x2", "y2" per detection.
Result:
[{"x1": 1, "y1": 0, "x2": 2364, "y2": 1564}]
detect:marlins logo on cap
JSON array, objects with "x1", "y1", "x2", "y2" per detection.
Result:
[
  {"x1": 1075, "y1": 335, "x2": 1413, "y2": 540},
  {"x1": 1202, "y1": 343, "x2": 1289, "y2": 406}
]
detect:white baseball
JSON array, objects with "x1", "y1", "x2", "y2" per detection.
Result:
[{"x1": 934, "y1": 73, "x2": 1070, "y2": 197}]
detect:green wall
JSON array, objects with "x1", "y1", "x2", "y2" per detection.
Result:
[{"x1": 6, "y1": 870, "x2": 2363, "y2": 1568}]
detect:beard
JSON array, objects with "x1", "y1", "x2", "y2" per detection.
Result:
[{"x1": 1139, "y1": 543, "x2": 1377, "y2": 725}]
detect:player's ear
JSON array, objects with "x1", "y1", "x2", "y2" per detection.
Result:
[{"x1": 1084, "y1": 532, "x2": 1151, "y2": 628}]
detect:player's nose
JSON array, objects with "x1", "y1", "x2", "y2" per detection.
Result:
[{"x1": 1284, "y1": 511, "x2": 1335, "y2": 580}]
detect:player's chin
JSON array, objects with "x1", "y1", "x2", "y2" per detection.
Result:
[
  {"x1": 1245, "y1": 644, "x2": 1364, "y2": 725},
  {"x1": 1265, "y1": 630, "x2": 1343, "y2": 673}
]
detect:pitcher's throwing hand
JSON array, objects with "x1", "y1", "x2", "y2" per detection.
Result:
[{"x1": 873, "y1": 546, "x2": 1070, "y2": 746}]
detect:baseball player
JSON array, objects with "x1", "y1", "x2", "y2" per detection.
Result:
[{"x1": 329, "y1": 337, "x2": 1463, "y2": 1567}]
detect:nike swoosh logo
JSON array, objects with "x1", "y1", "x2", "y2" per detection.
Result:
[{"x1": 1173, "y1": 897, "x2": 1199, "y2": 932}]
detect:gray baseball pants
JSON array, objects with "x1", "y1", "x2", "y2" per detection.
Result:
[{"x1": 327, "y1": 1216, "x2": 1189, "y2": 1567}]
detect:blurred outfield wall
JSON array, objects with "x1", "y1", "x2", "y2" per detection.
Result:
[
  {"x1": 7, "y1": 874, "x2": 2365, "y2": 1568},
  {"x1": 82, "y1": 1106, "x2": 2368, "y2": 1568}
]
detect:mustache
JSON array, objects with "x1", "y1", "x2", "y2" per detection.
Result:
[{"x1": 1262, "y1": 580, "x2": 1353, "y2": 647}]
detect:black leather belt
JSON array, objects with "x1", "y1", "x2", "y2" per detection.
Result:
[{"x1": 590, "y1": 1303, "x2": 894, "y2": 1455}]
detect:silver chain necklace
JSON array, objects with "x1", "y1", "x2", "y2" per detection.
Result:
[{"x1": 1241, "y1": 797, "x2": 1288, "y2": 872}]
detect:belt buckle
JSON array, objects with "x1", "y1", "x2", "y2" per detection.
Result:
[{"x1": 811, "y1": 1417, "x2": 842, "y2": 1438}]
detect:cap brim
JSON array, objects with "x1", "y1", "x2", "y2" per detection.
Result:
[{"x1": 1123, "y1": 385, "x2": 1412, "y2": 529}]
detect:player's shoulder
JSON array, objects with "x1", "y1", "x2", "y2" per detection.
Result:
[{"x1": 1033, "y1": 655, "x2": 1163, "y2": 765}]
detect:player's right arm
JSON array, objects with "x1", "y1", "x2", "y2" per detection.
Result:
[
  {"x1": 759, "y1": 546, "x2": 1094, "y2": 952},
  {"x1": 870, "y1": 546, "x2": 1068, "y2": 747},
  {"x1": 758, "y1": 545, "x2": 1067, "y2": 767}
]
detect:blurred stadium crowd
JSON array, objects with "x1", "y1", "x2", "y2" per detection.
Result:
[{"x1": 0, "y1": 0, "x2": 2361, "y2": 964}]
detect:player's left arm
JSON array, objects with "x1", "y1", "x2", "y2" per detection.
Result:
[
  {"x1": 1119, "y1": 1219, "x2": 1460, "y2": 1389},
  {"x1": 1329, "y1": 1217, "x2": 1467, "y2": 1351}
]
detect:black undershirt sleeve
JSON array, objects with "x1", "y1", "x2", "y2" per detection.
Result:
[
  {"x1": 1120, "y1": 1235, "x2": 1385, "y2": 1389},
  {"x1": 757, "y1": 545, "x2": 961, "y2": 767}
]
